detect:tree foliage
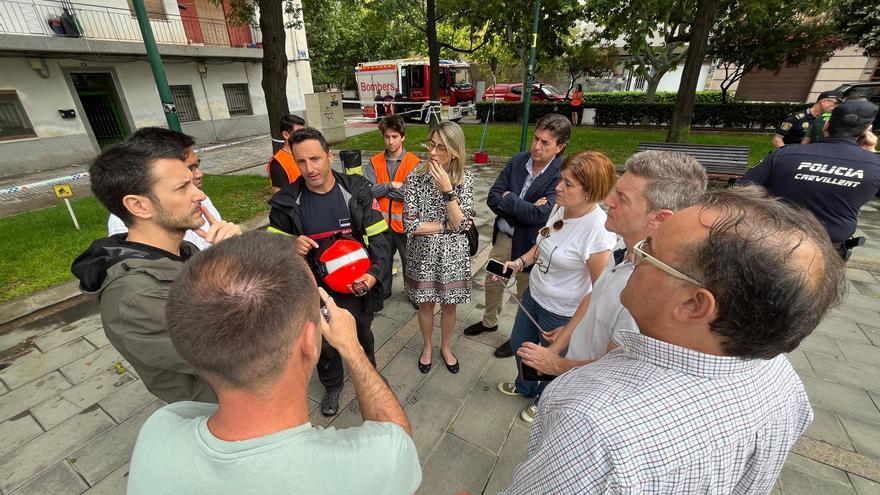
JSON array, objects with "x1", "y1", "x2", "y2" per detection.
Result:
[
  {"x1": 835, "y1": 0, "x2": 880, "y2": 57},
  {"x1": 585, "y1": 0, "x2": 695, "y2": 103},
  {"x1": 556, "y1": 38, "x2": 616, "y2": 97},
  {"x1": 709, "y1": 0, "x2": 843, "y2": 102}
]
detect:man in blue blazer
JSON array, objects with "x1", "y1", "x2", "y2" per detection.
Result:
[{"x1": 464, "y1": 113, "x2": 570, "y2": 357}]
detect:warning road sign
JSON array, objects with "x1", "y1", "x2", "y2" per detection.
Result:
[{"x1": 53, "y1": 184, "x2": 73, "y2": 198}]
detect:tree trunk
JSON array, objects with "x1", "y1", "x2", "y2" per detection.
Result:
[
  {"x1": 259, "y1": 0, "x2": 289, "y2": 153},
  {"x1": 426, "y1": 0, "x2": 440, "y2": 125},
  {"x1": 640, "y1": 74, "x2": 662, "y2": 126},
  {"x1": 666, "y1": 0, "x2": 719, "y2": 143}
]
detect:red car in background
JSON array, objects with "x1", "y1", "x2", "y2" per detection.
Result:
[{"x1": 482, "y1": 82, "x2": 567, "y2": 102}]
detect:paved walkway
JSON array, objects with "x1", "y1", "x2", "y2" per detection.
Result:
[{"x1": 0, "y1": 163, "x2": 879, "y2": 493}]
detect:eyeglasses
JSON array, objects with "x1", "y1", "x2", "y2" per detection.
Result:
[
  {"x1": 632, "y1": 239, "x2": 703, "y2": 286},
  {"x1": 533, "y1": 219, "x2": 563, "y2": 274},
  {"x1": 534, "y1": 245, "x2": 557, "y2": 274},
  {"x1": 423, "y1": 140, "x2": 448, "y2": 153}
]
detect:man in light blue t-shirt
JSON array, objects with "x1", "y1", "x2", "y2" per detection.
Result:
[{"x1": 127, "y1": 232, "x2": 421, "y2": 495}]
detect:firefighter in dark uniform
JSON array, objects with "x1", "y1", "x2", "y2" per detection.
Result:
[
  {"x1": 772, "y1": 90, "x2": 843, "y2": 148},
  {"x1": 268, "y1": 128, "x2": 392, "y2": 416},
  {"x1": 740, "y1": 100, "x2": 880, "y2": 260}
]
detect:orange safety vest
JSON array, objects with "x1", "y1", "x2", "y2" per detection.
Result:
[
  {"x1": 571, "y1": 90, "x2": 583, "y2": 107},
  {"x1": 371, "y1": 151, "x2": 420, "y2": 233},
  {"x1": 267, "y1": 149, "x2": 300, "y2": 185}
]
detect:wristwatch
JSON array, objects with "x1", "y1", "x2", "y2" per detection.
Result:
[{"x1": 442, "y1": 190, "x2": 457, "y2": 203}]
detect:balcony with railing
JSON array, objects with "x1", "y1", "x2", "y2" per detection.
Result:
[{"x1": 0, "y1": 0, "x2": 261, "y2": 52}]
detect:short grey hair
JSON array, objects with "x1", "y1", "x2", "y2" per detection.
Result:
[{"x1": 624, "y1": 151, "x2": 708, "y2": 212}]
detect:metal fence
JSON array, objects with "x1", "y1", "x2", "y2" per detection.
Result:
[{"x1": 0, "y1": 0, "x2": 258, "y2": 48}]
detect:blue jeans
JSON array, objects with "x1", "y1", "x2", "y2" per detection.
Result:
[{"x1": 510, "y1": 288, "x2": 571, "y2": 399}]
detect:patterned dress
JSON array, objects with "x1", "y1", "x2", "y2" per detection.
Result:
[{"x1": 403, "y1": 167, "x2": 475, "y2": 304}]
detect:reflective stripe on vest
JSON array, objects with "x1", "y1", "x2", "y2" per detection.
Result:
[
  {"x1": 267, "y1": 149, "x2": 301, "y2": 185},
  {"x1": 371, "y1": 152, "x2": 421, "y2": 233}
]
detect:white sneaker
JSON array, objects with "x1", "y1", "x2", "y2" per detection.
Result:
[{"x1": 520, "y1": 403, "x2": 538, "y2": 423}]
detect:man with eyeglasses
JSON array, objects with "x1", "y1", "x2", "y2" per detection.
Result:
[
  {"x1": 463, "y1": 113, "x2": 571, "y2": 358},
  {"x1": 517, "y1": 151, "x2": 706, "y2": 378},
  {"x1": 503, "y1": 186, "x2": 845, "y2": 494},
  {"x1": 108, "y1": 128, "x2": 223, "y2": 251}
]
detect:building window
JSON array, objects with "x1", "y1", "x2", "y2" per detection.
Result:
[
  {"x1": 170, "y1": 85, "x2": 200, "y2": 122},
  {"x1": 223, "y1": 84, "x2": 253, "y2": 117},
  {"x1": 127, "y1": 0, "x2": 167, "y2": 21},
  {"x1": 0, "y1": 91, "x2": 36, "y2": 141}
]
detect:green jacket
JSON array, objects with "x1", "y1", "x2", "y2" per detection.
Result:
[{"x1": 72, "y1": 235, "x2": 217, "y2": 404}]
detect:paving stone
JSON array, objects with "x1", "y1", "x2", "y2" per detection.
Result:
[
  {"x1": 0, "y1": 407, "x2": 115, "y2": 493},
  {"x1": 82, "y1": 462, "x2": 129, "y2": 495},
  {"x1": 418, "y1": 433, "x2": 496, "y2": 495},
  {"x1": 850, "y1": 281, "x2": 880, "y2": 300},
  {"x1": 0, "y1": 414, "x2": 43, "y2": 459},
  {"x1": 330, "y1": 348, "x2": 429, "y2": 430},
  {"x1": 814, "y1": 318, "x2": 871, "y2": 345},
  {"x1": 846, "y1": 268, "x2": 879, "y2": 284},
  {"x1": 33, "y1": 315, "x2": 102, "y2": 353},
  {"x1": 70, "y1": 401, "x2": 163, "y2": 485},
  {"x1": 457, "y1": 334, "x2": 498, "y2": 356},
  {"x1": 0, "y1": 372, "x2": 72, "y2": 423},
  {"x1": 787, "y1": 350, "x2": 814, "y2": 376},
  {"x1": 417, "y1": 339, "x2": 492, "y2": 401},
  {"x1": 484, "y1": 424, "x2": 531, "y2": 495},
  {"x1": 448, "y1": 369, "x2": 525, "y2": 455},
  {"x1": 0, "y1": 339, "x2": 95, "y2": 390},
  {"x1": 59, "y1": 346, "x2": 129, "y2": 385},
  {"x1": 849, "y1": 474, "x2": 880, "y2": 495},
  {"x1": 403, "y1": 387, "x2": 463, "y2": 460},
  {"x1": 805, "y1": 407, "x2": 854, "y2": 451},
  {"x1": 778, "y1": 454, "x2": 856, "y2": 495},
  {"x1": 0, "y1": 381, "x2": 8, "y2": 396},
  {"x1": 827, "y1": 307, "x2": 880, "y2": 331},
  {"x1": 861, "y1": 324, "x2": 880, "y2": 347},
  {"x1": 800, "y1": 375, "x2": 880, "y2": 422},
  {"x1": 31, "y1": 397, "x2": 83, "y2": 431},
  {"x1": 9, "y1": 461, "x2": 89, "y2": 495},
  {"x1": 838, "y1": 414, "x2": 880, "y2": 459},
  {"x1": 61, "y1": 365, "x2": 136, "y2": 409},
  {"x1": 798, "y1": 333, "x2": 845, "y2": 358},
  {"x1": 82, "y1": 330, "x2": 111, "y2": 350},
  {"x1": 98, "y1": 380, "x2": 161, "y2": 424},
  {"x1": 371, "y1": 314, "x2": 404, "y2": 351},
  {"x1": 837, "y1": 341, "x2": 880, "y2": 366},
  {"x1": 378, "y1": 297, "x2": 424, "y2": 324},
  {"x1": 808, "y1": 352, "x2": 880, "y2": 395}
]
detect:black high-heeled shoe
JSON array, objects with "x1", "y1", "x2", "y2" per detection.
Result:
[{"x1": 442, "y1": 353, "x2": 459, "y2": 374}]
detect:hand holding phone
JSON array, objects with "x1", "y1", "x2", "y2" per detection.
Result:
[{"x1": 486, "y1": 259, "x2": 514, "y2": 279}]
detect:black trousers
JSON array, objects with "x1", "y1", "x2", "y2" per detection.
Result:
[
  {"x1": 381, "y1": 230, "x2": 408, "y2": 299},
  {"x1": 317, "y1": 291, "x2": 376, "y2": 392}
]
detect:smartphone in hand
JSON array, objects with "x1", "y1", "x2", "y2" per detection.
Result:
[{"x1": 486, "y1": 259, "x2": 514, "y2": 279}]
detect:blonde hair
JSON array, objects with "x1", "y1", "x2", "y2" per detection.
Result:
[{"x1": 419, "y1": 121, "x2": 467, "y2": 186}]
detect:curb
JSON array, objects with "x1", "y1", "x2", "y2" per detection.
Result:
[{"x1": 0, "y1": 214, "x2": 270, "y2": 327}]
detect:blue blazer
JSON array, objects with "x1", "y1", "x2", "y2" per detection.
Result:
[{"x1": 486, "y1": 151, "x2": 562, "y2": 263}]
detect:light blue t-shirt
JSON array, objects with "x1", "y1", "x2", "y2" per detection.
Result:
[{"x1": 127, "y1": 402, "x2": 422, "y2": 495}]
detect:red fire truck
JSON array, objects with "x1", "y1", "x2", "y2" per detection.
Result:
[{"x1": 355, "y1": 58, "x2": 476, "y2": 122}]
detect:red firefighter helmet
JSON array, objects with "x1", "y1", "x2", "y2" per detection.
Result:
[{"x1": 314, "y1": 237, "x2": 371, "y2": 294}]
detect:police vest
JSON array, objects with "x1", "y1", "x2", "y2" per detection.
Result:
[
  {"x1": 267, "y1": 149, "x2": 301, "y2": 185},
  {"x1": 371, "y1": 151, "x2": 420, "y2": 233}
]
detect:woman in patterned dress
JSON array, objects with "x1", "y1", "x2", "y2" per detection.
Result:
[{"x1": 403, "y1": 121, "x2": 475, "y2": 375}]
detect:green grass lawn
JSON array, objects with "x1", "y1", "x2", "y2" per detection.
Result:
[
  {"x1": 0, "y1": 174, "x2": 271, "y2": 303},
  {"x1": 334, "y1": 124, "x2": 775, "y2": 166}
]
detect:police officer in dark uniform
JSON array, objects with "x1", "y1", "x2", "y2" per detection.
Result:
[
  {"x1": 772, "y1": 90, "x2": 844, "y2": 148},
  {"x1": 740, "y1": 100, "x2": 880, "y2": 260},
  {"x1": 268, "y1": 128, "x2": 392, "y2": 416}
]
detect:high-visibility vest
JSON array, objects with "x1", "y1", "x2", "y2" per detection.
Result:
[
  {"x1": 267, "y1": 149, "x2": 301, "y2": 185},
  {"x1": 371, "y1": 151, "x2": 420, "y2": 233}
]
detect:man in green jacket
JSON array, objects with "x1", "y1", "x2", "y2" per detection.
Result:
[{"x1": 72, "y1": 128, "x2": 241, "y2": 404}]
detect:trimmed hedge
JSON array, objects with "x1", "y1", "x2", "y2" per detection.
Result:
[
  {"x1": 593, "y1": 102, "x2": 804, "y2": 129},
  {"x1": 581, "y1": 90, "x2": 727, "y2": 104},
  {"x1": 476, "y1": 101, "x2": 572, "y2": 123}
]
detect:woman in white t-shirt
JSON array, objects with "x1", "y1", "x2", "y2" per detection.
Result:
[{"x1": 495, "y1": 151, "x2": 617, "y2": 423}]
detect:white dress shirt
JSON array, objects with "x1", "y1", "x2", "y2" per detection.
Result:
[{"x1": 503, "y1": 330, "x2": 812, "y2": 494}]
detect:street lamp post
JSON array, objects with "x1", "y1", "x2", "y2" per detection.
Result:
[
  {"x1": 519, "y1": 0, "x2": 542, "y2": 152},
  {"x1": 132, "y1": 0, "x2": 181, "y2": 132}
]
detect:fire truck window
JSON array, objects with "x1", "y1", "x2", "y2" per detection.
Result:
[
  {"x1": 410, "y1": 67, "x2": 424, "y2": 89},
  {"x1": 439, "y1": 70, "x2": 449, "y2": 89}
]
